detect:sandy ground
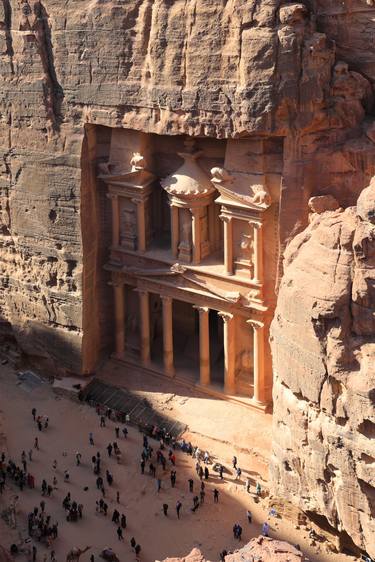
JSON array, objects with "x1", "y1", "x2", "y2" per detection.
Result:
[{"x1": 0, "y1": 365, "x2": 354, "y2": 562}]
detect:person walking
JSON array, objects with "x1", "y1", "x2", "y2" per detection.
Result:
[
  {"x1": 219, "y1": 464, "x2": 224, "y2": 480},
  {"x1": 107, "y1": 443, "x2": 113, "y2": 457},
  {"x1": 213, "y1": 489, "x2": 219, "y2": 503},
  {"x1": 232, "y1": 456, "x2": 237, "y2": 469},
  {"x1": 100, "y1": 416, "x2": 106, "y2": 428},
  {"x1": 157, "y1": 478, "x2": 162, "y2": 492},
  {"x1": 176, "y1": 500, "x2": 182, "y2": 519},
  {"x1": 89, "y1": 433, "x2": 94, "y2": 446},
  {"x1": 162, "y1": 503, "x2": 168, "y2": 516},
  {"x1": 188, "y1": 478, "x2": 194, "y2": 493},
  {"x1": 235, "y1": 467, "x2": 242, "y2": 480},
  {"x1": 262, "y1": 521, "x2": 270, "y2": 537},
  {"x1": 200, "y1": 490, "x2": 205, "y2": 504},
  {"x1": 34, "y1": 437, "x2": 39, "y2": 450},
  {"x1": 32, "y1": 408, "x2": 37, "y2": 421},
  {"x1": 120, "y1": 514, "x2": 126, "y2": 529},
  {"x1": 75, "y1": 452, "x2": 82, "y2": 466},
  {"x1": 116, "y1": 491, "x2": 120, "y2": 504},
  {"x1": 204, "y1": 467, "x2": 209, "y2": 480},
  {"x1": 117, "y1": 526, "x2": 124, "y2": 541},
  {"x1": 247, "y1": 509, "x2": 252, "y2": 524},
  {"x1": 115, "y1": 427, "x2": 120, "y2": 439},
  {"x1": 245, "y1": 477, "x2": 251, "y2": 493},
  {"x1": 140, "y1": 460, "x2": 145, "y2": 475}
]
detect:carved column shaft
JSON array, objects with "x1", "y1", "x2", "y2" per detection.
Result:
[
  {"x1": 196, "y1": 307, "x2": 210, "y2": 386},
  {"x1": 191, "y1": 209, "x2": 201, "y2": 264},
  {"x1": 248, "y1": 320, "x2": 266, "y2": 404},
  {"x1": 253, "y1": 223, "x2": 264, "y2": 284},
  {"x1": 136, "y1": 200, "x2": 147, "y2": 252},
  {"x1": 109, "y1": 194, "x2": 120, "y2": 247},
  {"x1": 114, "y1": 283, "x2": 125, "y2": 355},
  {"x1": 170, "y1": 205, "x2": 179, "y2": 258},
  {"x1": 139, "y1": 290, "x2": 150, "y2": 364},
  {"x1": 222, "y1": 216, "x2": 234, "y2": 275},
  {"x1": 219, "y1": 312, "x2": 235, "y2": 394},
  {"x1": 162, "y1": 296, "x2": 174, "y2": 376}
]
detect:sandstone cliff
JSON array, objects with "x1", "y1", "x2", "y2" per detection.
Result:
[
  {"x1": 271, "y1": 185, "x2": 375, "y2": 558},
  {"x1": 1, "y1": 1, "x2": 375, "y2": 373},
  {"x1": 160, "y1": 536, "x2": 306, "y2": 562}
]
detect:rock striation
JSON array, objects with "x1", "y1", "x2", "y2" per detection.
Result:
[
  {"x1": 1, "y1": 0, "x2": 375, "y2": 373},
  {"x1": 271, "y1": 183, "x2": 375, "y2": 558}
]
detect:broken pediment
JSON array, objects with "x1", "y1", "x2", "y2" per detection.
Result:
[{"x1": 210, "y1": 168, "x2": 272, "y2": 210}]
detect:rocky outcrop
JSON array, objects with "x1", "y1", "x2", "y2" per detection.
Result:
[
  {"x1": 270, "y1": 184, "x2": 375, "y2": 558},
  {"x1": 1, "y1": 1, "x2": 375, "y2": 373},
  {"x1": 160, "y1": 537, "x2": 306, "y2": 562}
]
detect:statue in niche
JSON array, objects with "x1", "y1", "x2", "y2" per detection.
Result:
[
  {"x1": 120, "y1": 207, "x2": 137, "y2": 247},
  {"x1": 250, "y1": 184, "x2": 272, "y2": 209}
]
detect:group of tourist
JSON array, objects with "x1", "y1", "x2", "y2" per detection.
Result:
[{"x1": 0, "y1": 400, "x2": 272, "y2": 562}]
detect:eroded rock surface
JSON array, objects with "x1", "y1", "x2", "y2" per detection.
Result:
[
  {"x1": 1, "y1": 1, "x2": 375, "y2": 373},
  {"x1": 271, "y1": 182, "x2": 375, "y2": 557},
  {"x1": 160, "y1": 536, "x2": 306, "y2": 562}
]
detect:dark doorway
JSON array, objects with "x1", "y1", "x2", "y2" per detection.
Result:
[
  {"x1": 209, "y1": 310, "x2": 224, "y2": 389},
  {"x1": 173, "y1": 300, "x2": 200, "y2": 382}
]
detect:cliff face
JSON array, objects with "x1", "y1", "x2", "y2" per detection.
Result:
[
  {"x1": 1, "y1": 0, "x2": 374, "y2": 373},
  {"x1": 270, "y1": 185, "x2": 375, "y2": 558}
]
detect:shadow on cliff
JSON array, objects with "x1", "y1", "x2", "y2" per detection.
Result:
[{"x1": 34, "y1": 1, "x2": 64, "y2": 132}]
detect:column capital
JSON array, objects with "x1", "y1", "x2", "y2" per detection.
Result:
[
  {"x1": 247, "y1": 318, "x2": 264, "y2": 330},
  {"x1": 252, "y1": 221, "x2": 263, "y2": 230},
  {"x1": 218, "y1": 311, "x2": 233, "y2": 323},
  {"x1": 219, "y1": 214, "x2": 232, "y2": 223},
  {"x1": 161, "y1": 295, "x2": 173, "y2": 305},
  {"x1": 107, "y1": 193, "x2": 118, "y2": 200},
  {"x1": 194, "y1": 306, "x2": 209, "y2": 315},
  {"x1": 135, "y1": 288, "x2": 149, "y2": 297}
]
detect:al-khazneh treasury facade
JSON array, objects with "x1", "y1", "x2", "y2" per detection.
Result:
[{"x1": 97, "y1": 129, "x2": 282, "y2": 409}]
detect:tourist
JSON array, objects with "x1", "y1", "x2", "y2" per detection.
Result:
[
  {"x1": 89, "y1": 432, "x2": 94, "y2": 446},
  {"x1": 116, "y1": 491, "x2": 120, "y2": 503},
  {"x1": 75, "y1": 452, "x2": 82, "y2": 466},
  {"x1": 219, "y1": 550, "x2": 227, "y2": 562},
  {"x1": 32, "y1": 408, "x2": 37, "y2": 421},
  {"x1": 28, "y1": 449, "x2": 33, "y2": 462},
  {"x1": 162, "y1": 503, "x2": 168, "y2": 516},
  {"x1": 32, "y1": 546, "x2": 37, "y2": 562},
  {"x1": 140, "y1": 460, "x2": 145, "y2": 474},
  {"x1": 107, "y1": 443, "x2": 113, "y2": 457},
  {"x1": 115, "y1": 427, "x2": 120, "y2": 438},
  {"x1": 100, "y1": 416, "x2": 106, "y2": 427},
  {"x1": 188, "y1": 478, "x2": 194, "y2": 492},
  {"x1": 256, "y1": 482, "x2": 262, "y2": 496},
  {"x1": 232, "y1": 456, "x2": 237, "y2": 469},
  {"x1": 204, "y1": 467, "x2": 209, "y2": 480},
  {"x1": 245, "y1": 477, "x2": 251, "y2": 493},
  {"x1": 157, "y1": 478, "x2": 162, "y2": 492},
  {"x1": 134, "y1": 544, "x2": 141, "y2": 558},
  {"x1": 130, "y1": 537, "x2": 136, "y2": 550},
  {"x1": 52, "y1": 460, "x2": 57, "y2": 470},
  {"x1": 121, "y1": 513, "x2": 126, "y2": 528},
  {"x1": 176, "y1": 500, "x2": 182, "y2": 519},
  {"x1": 122, "y1": 427, "x2": 128, "y2": 439},
  {"x1": 117, "y1": 526, "x2": 124, "y2": 541},
  {"x1": 200, "y1": 490, "x2": 205, "y2": 504},
  {"x1": 34, "y1": 437, "x2": 39, "y2": 450},
  {"x1": 247, "y1": 509, "x2": 252, "y2": 524},
  {"x1": 262, "y1": 521, "x2": 270, "y2": 537},
  {"x1": 112, "y1": 509, "x2": 120, "y2": 524},
  {"x1": 235, "y1": 467, "x2": 242, "y2": 480},
  {"x1": 213, "y1": 489, "x2": 219, "y2": 503},
  {"x1": 219, "y1": 464, "x2": 224, "y2": 479}
]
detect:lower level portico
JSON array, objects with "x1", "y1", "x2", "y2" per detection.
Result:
[{"x1": 111, "y1": 275, "x2": 270, "y2": 410}]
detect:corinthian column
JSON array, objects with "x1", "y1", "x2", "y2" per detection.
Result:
[
  {"x1": 191, "y1": 208, "x2": 201, "y2": 264},
  {"x1": 161, "y1": 296, "x2": 174, "y2": 376},
  {"x1": 113, "y1": 281, "x2": 125, "y2": 355},
  {"x1": 220, "y1": 215, "x2": 234, "y2": 275},
  {"x1": 218, "y1": 312, "x2": 235, "y2": 394},
  {"x1": 170, "y1": 205, "x2": 179, "y2": 258},
  {"x1": 195, "y1": 306, "x2": 210, "y2": 386},
  {"x1": 139, "y1": 290, "x2": 150, "y2": 365},
  {"x1": 247, "y1": 319, "x2": 266, "y2": 405}
]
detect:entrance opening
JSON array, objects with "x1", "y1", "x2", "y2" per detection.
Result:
[
  {"x1": 150, "y1": 293, "x2": 163, "y2": 367},
  {"x1": 209, "y1": 310, "x2": 224, "y2": 389},
  {"x1": 173, "y1": 300, "x2": 200, "y2": 382}
]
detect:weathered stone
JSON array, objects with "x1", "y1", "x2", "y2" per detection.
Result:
[{"x1": 271, "y1": 179, "x2": 375, "y2": 558}]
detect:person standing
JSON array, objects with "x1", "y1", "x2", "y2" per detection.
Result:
[
  {"x1": 188, "y1": 478, "x2": 194, "y2": 493},
  {"x1": 213, "y1": 489, "x2": 219, "y2": 503},
  {"x1": 75, "y1": 452, "x2": 82, "y2": 466},
  {"x1": 176, "y1": 500, "x2": 182, "y2": 519},
  {"x1": 162, "y1": 503, "x2": 168, "y2": 516},
  {"x1": 32, "y1": 408, "x2": 37, "y2": 421},
  {"x1": 262, "y1": 521, "x2": 269, "y2": 536},
  {"x1": 89, "y1": 432, "x2": 94, "y2": 446},
  {"x1": 247, "y1": 509, "x2": 252, "y2": 524},
  {"x1": 219, "y1": 464, "x2": 224, "y2": 480},
  {"x1": 232, "y1": 456, "x2": 237, "y2": 469},
  {"x1": 34, "y1": 438, "x2": 39, "y2": 450},
  {"x1": 157, "y1": 478, "x2": 162, "y2": 492}
]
